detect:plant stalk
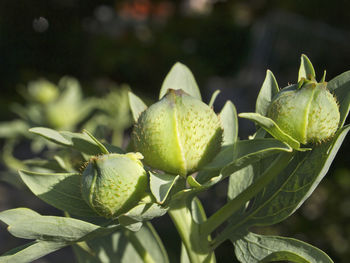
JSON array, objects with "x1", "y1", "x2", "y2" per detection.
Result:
[
  {"x1": 200, "y1": 152, "x2": 294, "y2": 238},
  {"x1": 168, "y1": 198, "x2": 216, "y2": 263}
]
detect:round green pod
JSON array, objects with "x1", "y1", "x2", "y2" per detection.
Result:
[
  {"x1": 132, "y1": 89, "x2": 223, "y2": 176},
  {"x1": 267, "y1": 81, "x2": 340, "y2": 144},
  {"x1": 81, "y1": 152, "x2": 148, "y2": 218}
]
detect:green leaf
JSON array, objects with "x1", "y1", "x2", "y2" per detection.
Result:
[
  {"x1": 187, "y1": 176, "x2": 202, "y2": 188},
  {"x1": 238, "y1": 112, "x2": 303, "y2": 150},
  {"x1": 73, "y1": 223, "x2": 169, "y2": 263},
  {"x1": 220, "y1": 125, "x2": 349, "y2": 242},
  {"x1": 0, "y1": 120, "x2": 29, "y2": 138},
  {"x1": 220, "y1": 138, "x2": 292, "y2": 175},
  {"x1": 0, "y1": 241, "x2": 67, "y2": 263},
  {"x1": 129, "y1": 91, "x2": 147, "y2": 122},
  {"x1": 180, "y1": 243, "x2": 190, "y2": 263},
  {"x1": 29, "y1": 127, "x2": 71, "y2": 145},
  {"x1": 232, "y1": 232, "x2": 333, "y2": 263},
  {"x1": 119, "y1": 202, "x2": 168, "y2": 225},
  {"x1": 260, "y1": 251, "x2": 310, "y2": 263},
  {"x1": 327, "y1": 70, "x2": 350, "y2": 127},
  {"x1": 149, "y1": 172, "x2": 180, "y2": 204},
  {"x1": 29, "y1": 127, "x2": 123, "y2": 155},
  {"x1": 159, "y1": 62, "x2": 201, "y2": 100},
  {"x1": 118, "y1": 217, "x2": 143, "y2": 232},
  {"x1": 133, "y1": 222, "x2": 169, "y2": 263},
  {"x1": 244, "y1": 125, "x2": 350, "y2": 227},
  {"x1": 220, "y1": 100, "x2": 238, "y2": 146},
  {"x1": 19, "y1": 170, "x2": 98, "y2": 217},
  {"x1": 298, "y1": 54, "x2": 316, "y2": 81},
  {"x1": 256, "y1": 70, "x2": 279, "y2": 116},
  {"x1": 0, "y1": 208, "x2": 120, "y2": 263},
  {"x1": 83, "y1": 129, "x2": 109, "y2": 154},
  {"x1": 190, "y1": 197, "x2": 207, "y2": 224},
  {"x1": 182, "y1": 138, "x2": 292, "y2": 201},
  {"x1": 208, "y1": 90, "x2": 220, "y2": 108},
  {"x1": 227, "y1": 164, "x2": 255, "y2": 202},
  {"x1": 0, "y1": 208, "x2": 101, "y2": 242},
  {"x1": 201, "y1": 145, "x2": 234, "y2": 171}
]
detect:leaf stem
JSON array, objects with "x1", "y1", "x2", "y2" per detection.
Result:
[{"x1": 200, "y1": 152, "x2": 294, "y2": 238}]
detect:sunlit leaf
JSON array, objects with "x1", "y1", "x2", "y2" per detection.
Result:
[
  {"x1": 232, "y1": 232, "x2": 333, "y2": 263},
  {"x1": 256, "y1": 70, "x2": 279, "y2": 116},
  {"x1": 159, "y1": 62, "x2": 201, "y2": 100}
]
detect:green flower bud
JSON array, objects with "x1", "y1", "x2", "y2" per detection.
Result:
[
  {"x1": 132, "y1": 89, "x2": 223, "y2": 176},
  {"x1": 81, "y1": 152, "x2": 148, "y2": 218},
  {"x1": 267, "y1": 81, "x2": 340, "y2": 144},
  {"x1": 28, "y1": 79, "x2": 59, "y2": 104}
]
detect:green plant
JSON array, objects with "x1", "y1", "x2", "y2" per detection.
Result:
[
  {"x1": 0, "y1": 77, "x2": 132, "y2": 187},
  {"x1": 0, "y1": 55, "x2": 349, "y2": 263}
]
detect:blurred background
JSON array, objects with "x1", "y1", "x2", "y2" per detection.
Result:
[{"x1": 0, "y1": 0, "x2": 349, "y2": 262}]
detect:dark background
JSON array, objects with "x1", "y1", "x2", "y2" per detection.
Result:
[{"x1": 0, "y1": 0, "x2": 349, "y2": 262}]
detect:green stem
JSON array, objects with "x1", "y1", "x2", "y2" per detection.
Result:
[
  {"x1": 125, "y1": 229, "x2": 156, "y2": 263},
  {"x1": 168, "y1": 198, "x2": 216, "y2": 263},
  {"x1": 200, "y1": 152, "x2": 294, "y2": 238}
]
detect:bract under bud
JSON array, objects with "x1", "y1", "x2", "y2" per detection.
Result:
[
  {"x1": 81, "y1": 152, "x2": 148, "y2": 218},
  {"x1": 132, "y1": 89, "x2": 223, "y2": 176},
  {"x1": 267, "y1": 81, "x2": 340, "y2": 144}
]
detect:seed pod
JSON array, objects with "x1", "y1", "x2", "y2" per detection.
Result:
[
  {"x1": 267, "y1": 81, "x2": 340, "y2": 144},
  {"x1": 132, "y1": 89, "x2": 223, "y2": 176},
  {"x1": 81, "y1": 152, "x2": 148, "y2": 218}
]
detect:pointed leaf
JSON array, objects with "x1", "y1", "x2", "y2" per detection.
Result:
[
  {"x1": 220, "y1": 100, "x2": 238, "y2": 146},
  {"x1": 119, "y1": 202, "x2": 168, "y2": 224},
  {"x1": 191, "y1": 197, "x2": 207, "y2": 224},
  {"x1": 239, "y1": 113, "x2": 302, "y2": 150},
  {"x1": 0, "y1": 241, "x2": 67, "y2": 263},
  {"x1": 187, "y1": 176, "x2": 202, "y2": 189},
  {"x1": 30, "y1": 127, "x2": 123, "y2": 155},
  {"x1": 232, "y1": 232, "x2": 333, "y2": 263},
  {"x1": 149, "y1": 172, "x2": 180, "y2": 204},
  {"x1": 159, "y1": 62, "x2": 201, "y2": 100},
  {"x1": 0, "y1": 208, "x2": 101, "y2": 242},
  {"x1": 83, "y1": 129, "x2": 109, "y2": 154},
  {"x1": 298, "y1": 54, "x2": 316, "y2": 81},
  {"x1": 128, "y1": 92, "x2": 147, "y2": 122},
  {"x1": 208, "y1": 90, "x2": 220, "y2": 108},
  {"x1": 29, "y1": 127, "x2": 71, "y2": 145},
  {"x1": 256, "y1": 70, "x2": 279, "y2": 116},
  {"x1": 73, "y1": 223, "x2": 169, "y2": 263},
  {"x1": 19, "y1": 170, "x2": 98, "y2": 217},
  {"x1": 219, "y1": 138, "x2": 292, "y2": 175},
  {"x1": 327, "y1": 70, "x2": 350, "y2": 127}
]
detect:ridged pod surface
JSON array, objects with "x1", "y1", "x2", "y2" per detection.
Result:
[
  {"x1": 81, "y1": 153, "x2": 147, "y2": 218},
  {"x1": 267, "y1": 81, "x2": 340, "y2": 144},
  {"x1": 132, "y1": 89, "x2": 223, "y2": 176}
]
